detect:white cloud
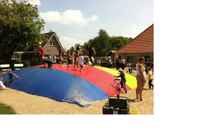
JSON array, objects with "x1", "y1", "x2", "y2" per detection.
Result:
[
  {"x1": 40, "y1": 9, "x2": 98, "y2": 25},
  {"x1": 15, "y1": 0, "x2": 41, "y2": 6},
  {"x1": 59, "y1": 36, "x2": 84, "y2": 49}
]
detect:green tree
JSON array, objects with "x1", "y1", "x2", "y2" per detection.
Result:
[
  {"x1": 0, "y1": 0, "x2": 44, "y2": 63},
  {"x1": 68, "y1": 29, "x2": 132, "y2": 57},
  {"x1": 81, "y1": 29, "x2": 132, "y2": 56},
  {"x1": 90, "y1": 29, "x2": 110, "y2": 56},
  {"x1": 110, "y1": 36, "x2": 130, "y2": 50}
]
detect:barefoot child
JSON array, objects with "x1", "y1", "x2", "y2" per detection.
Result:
[
  {"x1": 117, "y1": 68, "x2": 127, "y2": 94},
  {"x1": 78, "y1": 52, "x2": 84, "y2": 71},
  {"x1": 147, "y1": 66, "x2": 154, "y2": 89}
]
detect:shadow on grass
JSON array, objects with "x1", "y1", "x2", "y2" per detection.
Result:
[{"x1": 0, "y1": 103, "x2": 16, "y2": 114}]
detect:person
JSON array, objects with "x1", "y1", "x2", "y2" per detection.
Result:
[
  {"x1": 66, "y1": 51, "x2": 72, "y2": 68},
  {"x1": 147, "y1": 66, "x2": 154, "y2": 89},
  {"x1": 117, "y1": 68, "x2": 127, "y2": 94},
  {"x1": 127, "y1": 63, "x2": 132, "y2": 73},
  {"x1": 43, "y1": 57, "x2": 53, "y2": 68},
  {"x1": 4, "y1": 71, "x2": 19, "y2": 86},
  {"x1": 38, "y1": 46, "x2": 44, "y2": 64},
  {"x1": 135, "y1": 57, "x2": 146, "y2": 102},
  {"x1": 88, "y1": 46, "x2": 96, "y2": 65},
  {"x1": 72, "y1": 50, "x2": 79, "y2": 69},
  {"x1": 113, "y1": 68, "x2": 127, "y2": 99},
  {"x1": 78, "y1": 52, "x2": 85, "y2": 71},
  {"x1": 115, "y1": 56, "x2": 121, "y2": 70},
  {"x1": 121, "y1": 58, "x2": 126, "y2": 70},
  {"x1": 0, "y1": 80, "x2": 6, "y2": 89},
  {"x1": 108, "y1": 56, "x2": 113, "y2": 67},
  {"x1": 0, "y1": 76, "x2": 6, "y2": 89}
]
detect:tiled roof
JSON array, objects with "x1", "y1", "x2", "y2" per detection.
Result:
[
  {"x1": 118, "y1": 24, "x2": 153, "y2": 54},
  {"x1": 41, "y1": 32, "x2": 55, "y2": 47}
]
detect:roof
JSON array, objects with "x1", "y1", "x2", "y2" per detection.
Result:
[
  {"x1": 117, "y1": 24, "x2": 153, "y2": 54},
  {"x1": 41, "y1": 32, "x2": 65, "y2": 53}
]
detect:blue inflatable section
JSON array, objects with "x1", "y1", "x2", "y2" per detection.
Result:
[{"x1": 2, "y1": 68, "x2": 108, "y2": 106}]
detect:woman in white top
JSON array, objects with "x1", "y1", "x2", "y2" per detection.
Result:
[
  {"x1": 78, "y1": 51, "x2": 85, "y2": 71},
  {"x1": 136, "y1": 57, "x2": 146, "y2": 101}
]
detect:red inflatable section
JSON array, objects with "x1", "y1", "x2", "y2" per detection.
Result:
[{"x1": 51, "y1": 64, "x2": 117, "y2": 96}]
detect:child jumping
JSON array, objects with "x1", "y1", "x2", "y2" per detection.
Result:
[{"x1": 78, "y1": 52, "x2": 85, "y2": 71}]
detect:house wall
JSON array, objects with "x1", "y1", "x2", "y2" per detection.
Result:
[
  {"x1": 118, "y1": 53, "x2": 153, "y2": 64},
  {"x1": 43, "y1": 36, "x2": 63, "y2": 63}
]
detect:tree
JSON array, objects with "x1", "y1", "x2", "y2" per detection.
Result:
[
  {"x1": 89, "y1": 29, "x2": 110, "y2": 56},
  {"x1": 79, "y1": 29, "x2": 132, "y2": 56},
  {"x1": 110, "y1": 36, "x2": 130, "y2": 50},
  {"x1": 0, "y1": 0, "x2": 44, "y2": 63}
]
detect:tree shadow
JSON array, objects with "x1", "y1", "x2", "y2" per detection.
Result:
[{"x1": 0, "y1": 103, "x2": 16, "y2": 114}]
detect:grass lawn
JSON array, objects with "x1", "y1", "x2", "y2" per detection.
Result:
[{"x1": 0, "y1": 103, "x2": 16, "y2": 114}]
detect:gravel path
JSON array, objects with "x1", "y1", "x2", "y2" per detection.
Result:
[{"x1": 0, "y1": 88, "x2": 153, "y2": 114}]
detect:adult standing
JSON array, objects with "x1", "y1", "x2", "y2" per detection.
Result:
[
  {"x1": 38, "y1": 46, "x2": 44, "y2": 64},
  {"x1": 115, "y1": 56, "x2": 121, "y2": 70},
  {"x1": 72, "y1": 50, "x2": 79, "y2": 69},
  {"x1": 88, "y1": 46, "x2": 96, "y2": 65},
  {"x1": 136, "y1": 57, "x2": 146, "y2": 101}
]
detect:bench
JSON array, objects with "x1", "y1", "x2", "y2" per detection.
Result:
[{"x1": 0, "y1": 63, "x2": 24, "y2": 72}]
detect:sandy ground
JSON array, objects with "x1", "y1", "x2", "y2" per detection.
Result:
[{"x1": 0, "y1": 87, "x2": 153, "y2": 114}]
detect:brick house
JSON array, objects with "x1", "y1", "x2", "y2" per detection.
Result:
[
  {"x1": 117, "y1": 24, "x2": 153, "y2": 64},
  {"x1": 40, "y1": 31, "x2": 66, "y2": 63}
]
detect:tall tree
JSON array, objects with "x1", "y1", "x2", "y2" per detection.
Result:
[
  {"x1": 90, "y1": 29, "x2": 110, "y2": 56},
  {"x1": 79, "y1": 29, "x2": 132, "y2": 56},
  {"x1": 0, "y1": 0, "x2": 44, "y2": 63}
]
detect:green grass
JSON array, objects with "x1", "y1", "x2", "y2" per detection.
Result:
[{"x1": 0, "y1": 103, "x2": 16, "y2": 114}]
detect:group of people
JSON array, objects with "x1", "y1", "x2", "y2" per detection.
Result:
[
  {"x1": 1, "y1": 46, "x2": 153, "y2": 102},
  {"x1": 114, "y1": 57, "x2": 153, "y2": 102},
  {"x1": 65, "y1": 46, "x2": 96, "y2": 71}
]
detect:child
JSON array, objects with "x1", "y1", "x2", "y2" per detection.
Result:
[
  {"x1": 117, "y1": 68, "x2": 127, "y2": 94},
  {"x1": 78, "y1": 52, "x2": 84, "y2": 71},
  {"x1": 147, "y1": 66, "x2": 154, "y2": 89},
  {"x1": 127, "y1": 63, "x2": 132, "y2": 73},
  {"x1": 4, "y1": 71, "x2": 19, "y2": 86}
]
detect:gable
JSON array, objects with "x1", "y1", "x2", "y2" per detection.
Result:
[{"x1": 41, "y1": 32, "x2": 65, "y2": 54}]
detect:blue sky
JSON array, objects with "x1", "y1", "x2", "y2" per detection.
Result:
[{"x1": 22, "y1": 0, "x2": 153, "y2": 49}]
